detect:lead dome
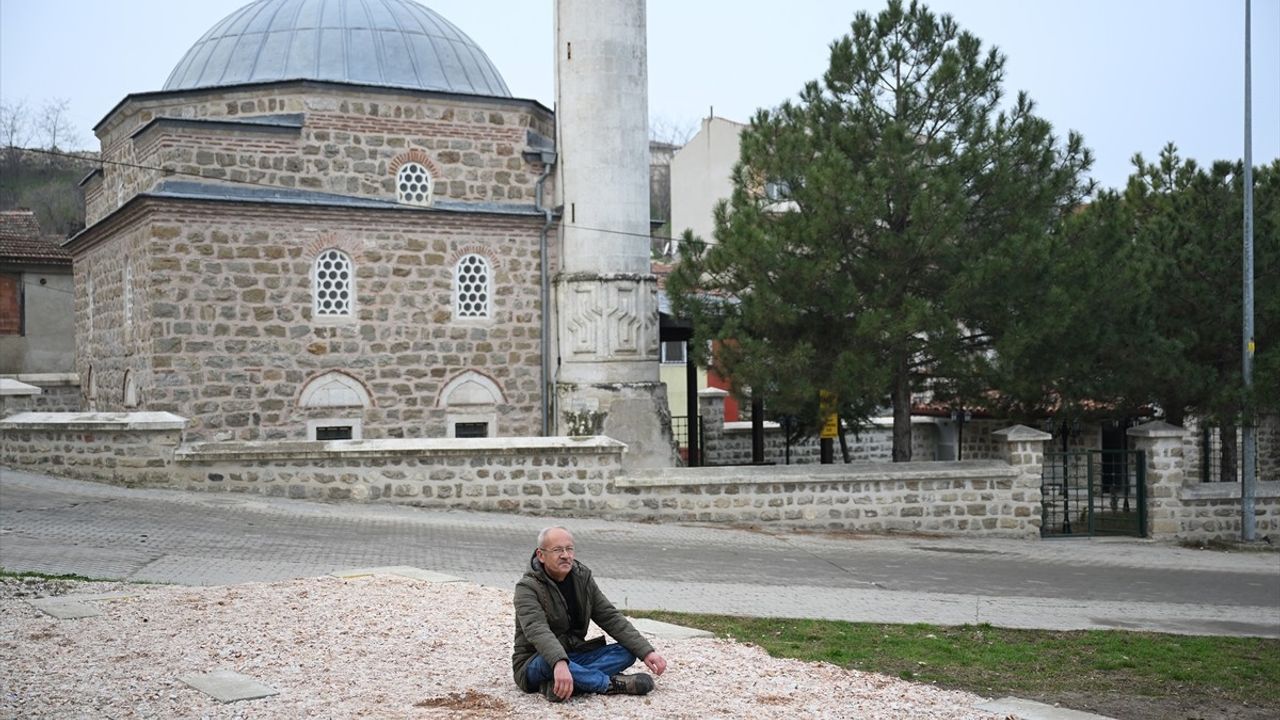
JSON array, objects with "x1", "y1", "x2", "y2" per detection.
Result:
[{"x1": 163, "y1": 0, "x2": 511, "y2": 97}]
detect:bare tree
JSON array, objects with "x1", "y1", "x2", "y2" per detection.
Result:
[
  {"x1": 38, "y1": 98, "x2": 77, "y2": 152},
  {"x1": 649, "y1": 115, "x2": 697, "y2": 147},
  {"x1": 0, "y1": 99, "x2": 31, "y2": 171}
]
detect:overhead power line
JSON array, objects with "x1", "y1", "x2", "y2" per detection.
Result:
[{"x1": 14, "y1": 146, "x2": 670, "y2": 244}]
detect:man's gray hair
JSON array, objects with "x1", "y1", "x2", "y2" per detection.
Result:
[{"x1": 537, "y1": 526, "x2": 572, "y2": 547}]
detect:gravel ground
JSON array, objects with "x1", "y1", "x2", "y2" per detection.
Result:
[{"x1": 0, "y1": 575, "x2": 1007, "y2": 719}]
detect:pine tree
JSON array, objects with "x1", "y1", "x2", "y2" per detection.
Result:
[
  {"x1": 669, "y1": 0, "x2": 1091, "y2": 460},
  {"x1": 1119, "y1": 148, "x2": 1278, "y2": 475}
]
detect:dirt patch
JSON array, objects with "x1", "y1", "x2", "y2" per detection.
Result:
[{"x1": 415, "y1": 689, "x2": 511, "y2": 713}]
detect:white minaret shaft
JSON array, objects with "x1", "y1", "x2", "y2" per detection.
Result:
[
  {"x1": 553, "y1": 0, "x2": 675, "y2": 468},
  {"x1": 556, "y1": 0, "x2": 651, "y2": 275}
]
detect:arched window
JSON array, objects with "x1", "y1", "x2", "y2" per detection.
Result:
[
  {"x1": 396, "y1": 162, "x2": 433, "y2": 205},
  {"x1": 454, "y1": 254, "x2": 491, "y2": 319},
  {"x1": 313, "y1": 249, "x2": 354, "y2": 318},
  {"x1": 298, "y1": 370, "x2": 371, "y2": 441},
  {"x1": 437, "y1": 370, "x2": 505, "y2": 438}
]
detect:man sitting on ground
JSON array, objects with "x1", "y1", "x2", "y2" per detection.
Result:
[{"x1": 512, "y1": 526, "x2": 668, "y2": 702}]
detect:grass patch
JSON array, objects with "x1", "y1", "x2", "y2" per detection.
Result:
[
  {"x1": 629, "y1": 611, "x2": 1280, "y2": 708},
  {"x1": 0, "y1": 568, "x2": 105, "y2": 582}
]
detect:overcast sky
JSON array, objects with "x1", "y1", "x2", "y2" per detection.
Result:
[{"x1": 1, "y1": 0, "x2": 1276, "y2": 191}]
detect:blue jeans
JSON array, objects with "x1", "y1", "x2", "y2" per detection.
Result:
[{"x1": 525, "y1": 643, "x2": 638, "y2": 694}]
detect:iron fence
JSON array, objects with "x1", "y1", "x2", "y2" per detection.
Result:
[
  {"x1": 1042, "y1": 449, "x2": 1146, "y2": 537},
  {"x1": 1200, "y1": 425, "x2": 1243, "y2": 482},
  {"x1": 670, "y1": 414, "x2": 702, "y2": 466}
]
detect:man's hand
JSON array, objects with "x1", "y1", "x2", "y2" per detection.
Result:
[
  {"x1": 553, "y1": 660, "x2": 574, "y2": 699},
  {"x1": 643, "y1": 651, "x2": 667, "y2": 676}
]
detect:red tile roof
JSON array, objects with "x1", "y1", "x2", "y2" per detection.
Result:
[{"x1": 0, "y1": 210, "x2": 71, "y2": 265}]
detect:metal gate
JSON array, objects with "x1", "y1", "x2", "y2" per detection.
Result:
[{"x1": 1041, "y1": 450, "x2": 1146, "y2": 537}]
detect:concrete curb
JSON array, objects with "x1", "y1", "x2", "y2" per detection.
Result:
[{"x1": 977, "y1": 696, "x2": 1118, "y2": 720}]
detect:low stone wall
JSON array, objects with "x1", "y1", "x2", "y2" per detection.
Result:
[
  {"x1": 2, "y1": 410, "x2": 1050, "y2": 538},
  {"x1": 1131, "y1": 422, "x2": 1280, "y2": 541},
  {"x1": 172, "y1": 436, "x2": 627, "y2": 509},
  {"x1": 1173, "y1": 482, "x2": 1280, "y2": 539},
  {"x1": 6, "y1": 411, "x2": 1273, "y2": 541},
  {"x1": 0, "y1": 411, "x2": 186, "y2": 486},
  {"x1": 0, "y1": 374, "x2": 82, "y2": 415},
  {"x1": 0, "y1": 412, "x2": 629, "y2": 512},
  {"x1": 614, "y1": 460, "x2": 1040, "y2": 537}
]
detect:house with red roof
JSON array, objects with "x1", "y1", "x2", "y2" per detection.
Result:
[{"x1": 0, "y1": 209, "x2": 74, "y2": 374}]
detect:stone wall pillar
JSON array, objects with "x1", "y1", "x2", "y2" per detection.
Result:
[
  {"x1": 697, "y1": 388, "x2": 727, "y2": 465},
  {"x1": 992, "y1": 424, "x2": 1052, "y2": 538},
  {"x1": 1127, "y1": 420, "x2": 1189, "y2": 538}
]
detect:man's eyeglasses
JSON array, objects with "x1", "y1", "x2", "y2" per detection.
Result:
[{"x1": 540, "y1": 546, "x2": 575, "y2": 556}]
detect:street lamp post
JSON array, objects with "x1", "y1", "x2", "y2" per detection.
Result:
[{"x1": 1242, "y1": 0, "x2": 1257, "y2": 542}]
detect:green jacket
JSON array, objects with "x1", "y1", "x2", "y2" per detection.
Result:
[{"x1": 511, "y1": 551, "x2": 655, "y2": 692}]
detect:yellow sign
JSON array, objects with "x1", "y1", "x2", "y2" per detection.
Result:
[
  {"x1": 819, "y1": 390, "x2": 838, "y2": 439},
  {"x1": 820, "y1": 413, "x2": 839, "y2": 439}
]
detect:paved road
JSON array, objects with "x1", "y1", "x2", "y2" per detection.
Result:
[{"x1": 2, "y1": 467, "x2": 1277, "y2": 637}]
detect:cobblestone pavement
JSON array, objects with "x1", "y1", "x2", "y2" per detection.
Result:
[{"x1": 2, "y1": 467, "x2": 1277, "y2": 637}]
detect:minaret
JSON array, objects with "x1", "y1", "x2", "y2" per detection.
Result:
[{"x1": 553, "y1": 0, "x2": 676, "y2": 468}]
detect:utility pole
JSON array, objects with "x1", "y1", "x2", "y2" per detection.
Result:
[{"x1": 1241, "y1": 0, "x2": 1257, "y2": 542}]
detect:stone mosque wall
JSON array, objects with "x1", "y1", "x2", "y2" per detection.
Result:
[
  {"x1": 84, "y1": 84, "x2": 555, "y2": 227},
  {"x1": 75, "y1": 201, "x2": 546, "y2": 442}
]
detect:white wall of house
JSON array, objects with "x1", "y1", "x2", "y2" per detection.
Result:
[
  {"x1": 0, "y1": 266, "x2": 75, "y2": 374},
  {"x1": 669, "y1": 116, "x2": 745, "y2": 248}
]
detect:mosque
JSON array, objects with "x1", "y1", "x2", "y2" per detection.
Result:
[{"x1": 68, "y1": 0, "x2": 675, "y2": 467}]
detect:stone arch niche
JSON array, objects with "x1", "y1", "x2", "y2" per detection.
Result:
[
  {"x1": 122, "y1": 370, "x2": 140, "y2": 408},
  {"x1": 83, "y1": 365, "x2": 97, "y2": 411},
  {"x1": 436, "y1": 370, "x2": 505, "y2": 438},
  {"x1": 297, "y1": 370, "x2": 372, "y2": 440}
]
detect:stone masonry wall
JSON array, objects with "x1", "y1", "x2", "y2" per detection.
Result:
[
  {"x1": 89, "y1": 84, "x2": 555, "y2": 226},
  {"x1": 1183, "y1": 415, "x2": 1280, "y2": 482},
  {"x1": 173, "y1": 437, "x2": 626, "y2": 509},
  {"x1": 76, "y1": 201, "x2": 546, "y2": 442},
  {"x1": 959, "y1": 420, "x2": 1005, "y2": 460},
  {"x1": 0, "y1": 377, "x2": 82, "y2": 415},
  {"x1": 615, "y1": 461, "x2": 1039, "y2": 538},
  {"x1": 0, "y1": 414, "x2": 184, "y2": 486},
  {"x1": 75, "y1": 222, "x2": 151, "y2": 413},
  {"x1": 1130, "y1": 421, "x2": 1280, "y2": 541},
  {"x1": 1, "y1": 413, "x2": 1041, "y2": 537}
]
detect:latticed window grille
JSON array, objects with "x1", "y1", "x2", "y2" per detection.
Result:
[
  {"x1": 454, "y1": 254, "x2": 491, "y2": 319},
  {"x1": 396, "y1": 162, "x2": 433, "y2": 205},
  {"x1": 313, "y1": 249, "x2": 354, "y2": 317},
  {"x1": 1200, "y1": 425, "x2": 1244, "y2": 482}
]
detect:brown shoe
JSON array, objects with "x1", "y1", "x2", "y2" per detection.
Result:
[{"x1": 606, "y1": 673, "x2": 654, "y2": 695}]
